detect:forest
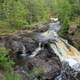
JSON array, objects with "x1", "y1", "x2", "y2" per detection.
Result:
[
  {"x1": 0, "y1": 0, "x2": 80, "y2": 34},
  {"x1": 0, "y1": 0, "x2": 80, "y2": 80}
]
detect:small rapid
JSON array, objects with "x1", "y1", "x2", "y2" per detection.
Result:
[
  {"x1": 32, "y1": 18, "x2": 80, "y2": 71},
  {"x1": 50, "y1": 38, "x2": 80, "y2": 71},
  {"x1": 5, "y1": 18, "x2": 80, "y2": 80},
  {"x1": 48, "y1": 20, "x2": 80, "y2": 71}
]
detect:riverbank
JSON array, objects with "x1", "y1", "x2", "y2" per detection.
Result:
[
  {"x1": 0, "y1": 21, "x2": 80, "y2": 80},
  {"x1": 0, "y1": 20, "x2": 48, "y2": 36}
]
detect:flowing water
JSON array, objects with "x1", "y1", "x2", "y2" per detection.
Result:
[
  {"x1": 10, "y1": 19, "x2": 80, "y2": 80},
  {"x1": 29, "y1": 42, "x2": 42, "y2": 58},
  {"x1": 48, "y1": 21, "x2": 80, "y2": 71},
  {"x1": 31, "y1": 20, "x2": 80, "y2": 71}
]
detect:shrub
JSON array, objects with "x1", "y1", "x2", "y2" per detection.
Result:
[{"x1": 0, "y1": 48, "x2": 14, "y2": 70}]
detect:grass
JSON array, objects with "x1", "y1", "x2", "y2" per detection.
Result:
[
  {"x1": 0, "y1": 21, "x2": 16, "y2": 35},
  {"x1": 0, "y1": 20, "x2": 47, "y2": 36}
]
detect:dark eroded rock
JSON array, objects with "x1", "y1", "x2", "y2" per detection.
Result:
[
  {"x1": 5, "y1": 31, "x2": 61, "y2": 80},
  {"x1": 5, "y1": 31, "x2": 80, "y2": 80}
]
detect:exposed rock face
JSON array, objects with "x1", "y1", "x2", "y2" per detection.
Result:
[
  {"x1": 27, "y1": 48, "x2": 61, "y2": 79},
  {"x1": 5, "y1": 28, "x2": 80, "y2": 80},
  {"x1": 5, "y1": 31, "x2": 61, "y2": 80},
  {"x1": 68, "y1": 26, "x2": 80, "y2": 50},
  {"x1": 5, "y1": 20, "x2": 80, "y2": 80},
  {"x1": 5, "y1": 32, "x2": 38, "y2": 54},
  {"x1": 68, "y1": 23, "x2": 77, "y2": 34},
  {"x1": 55, "y1": 62, "x2": 80, "y2": 80}
]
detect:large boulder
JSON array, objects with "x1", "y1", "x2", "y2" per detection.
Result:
[
  {"x1": 68, "y1": 25, "x2": 80, "y2": 50},
  {"x1": 68, "y1": 23, "x2": 77, "y2": 34}
]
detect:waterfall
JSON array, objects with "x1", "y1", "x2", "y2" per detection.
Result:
[
  {"x1": 20, "y1": 45, "x2": 27, "y2": 57},
  {"x1": 38, "y1": 27, "x2": 80, "y2": 70},
  {"x1": 29, "y1": 42, "x2": 42, "y2": 58},
  {"x1": 48, "y1": 20, "x2": 80, "y2": 70},
  {"x1": 29, "y1": 18, "x2": 80, "y2": 71},
  {"x1": 36, "y1": 20, "x2": 80, "y2": 71},
  {"x1": 50, "y1": 38, "x2": 80, "y2": 71}
]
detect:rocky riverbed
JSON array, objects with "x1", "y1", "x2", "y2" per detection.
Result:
[
  {"x1": 4, "y1": 31, "x2": 61, "y2": 80},
  {"x1": 0, "y1": 21, "x2": 80, "y2": 80},
  {"x1": 4, "y1": 29, "x2": 80, "y2": 80}
]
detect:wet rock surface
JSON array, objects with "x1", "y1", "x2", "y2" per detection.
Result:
[
  {"x1": 67, "y1": 25, "x2": 80, "y2": 50},
  {"x1": 5, "y1": 30, "x2": 80, "y2": 80},
  {"x1": 5, "y1": 32, "x2": 61, "y2": 80},
  {"x1": 55, "y1": 62, "x2": 80, "y2": 80}
]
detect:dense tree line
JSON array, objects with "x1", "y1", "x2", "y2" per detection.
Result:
[
  {"x1": 0, "y1": 0, "x2": 49, "y2": 28},
  {"x1": 0, "y1": 0, "x2": 80, "y2": 29}
]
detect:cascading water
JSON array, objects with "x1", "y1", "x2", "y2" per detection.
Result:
[
  {"x1": 5, "y1": 18, "x2": 80, "y2": 80},
  {"x1": 48, "y1": 21, "x2": 80, "y2": 71},
  {"x1": 21, "y1": 45, "x2": 27, "y2": 57},
  {"x1": 31, "y1": 18, "x2": 80, "y2": 71},
  {"x1": 29, "y1": 42, "x2": 42, "y2": 58},
  {"x1": 33, "y1": 19, "x2": 80, "y2": 80},
  {"x1": 50, "y1": 38, "x2": 80, "y2": 71}
]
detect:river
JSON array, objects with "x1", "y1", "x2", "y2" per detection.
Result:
[{"x1": 29, "y1": 19, "x2": 80, "y2": 71}]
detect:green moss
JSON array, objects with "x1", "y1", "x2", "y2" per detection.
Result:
[
  {"x1": 3, "y1": 71, "x2": 21, "y2": 80},
  {"x1": 26, "y1": 67, "x2": 43, "y2": 80}
]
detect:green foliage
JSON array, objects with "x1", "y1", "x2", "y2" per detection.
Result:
[
  {"x1": 26, "y1": 67, "x2": 43, "y2": 80},
  {"x1": 51, "y1": 0, "x2": 71, "y2": 36},
  {"x1": 26, "y1": 0, "x2": 48, "y2": 24},
  {"x1": 0, "y1": 0, "x2": 80, "y2": 35},
  {"x1": 59, "y1": 17, "x2": 70, "y2": 37},
  {"x1": 0, "y1": 47, "x2": 21, "y2": 80},
  {"x1": 69, "y1": 0, "x2": 80, "y2": 17},
  {"x1": 0, "y1": 48, "x2": 14, "y2": 70},
  {"x1": 0, "y1": 0, "x2": 49, "y2": 28},
  {"x1": 51, "y1": 0, "x2": 80, "y2": 36},
  {"x1": 3, "y1": 71, "x2": 21, "y2": 80},
  {"x1": 3, "y1": 0, "x2": 28, "y2": 28}
]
